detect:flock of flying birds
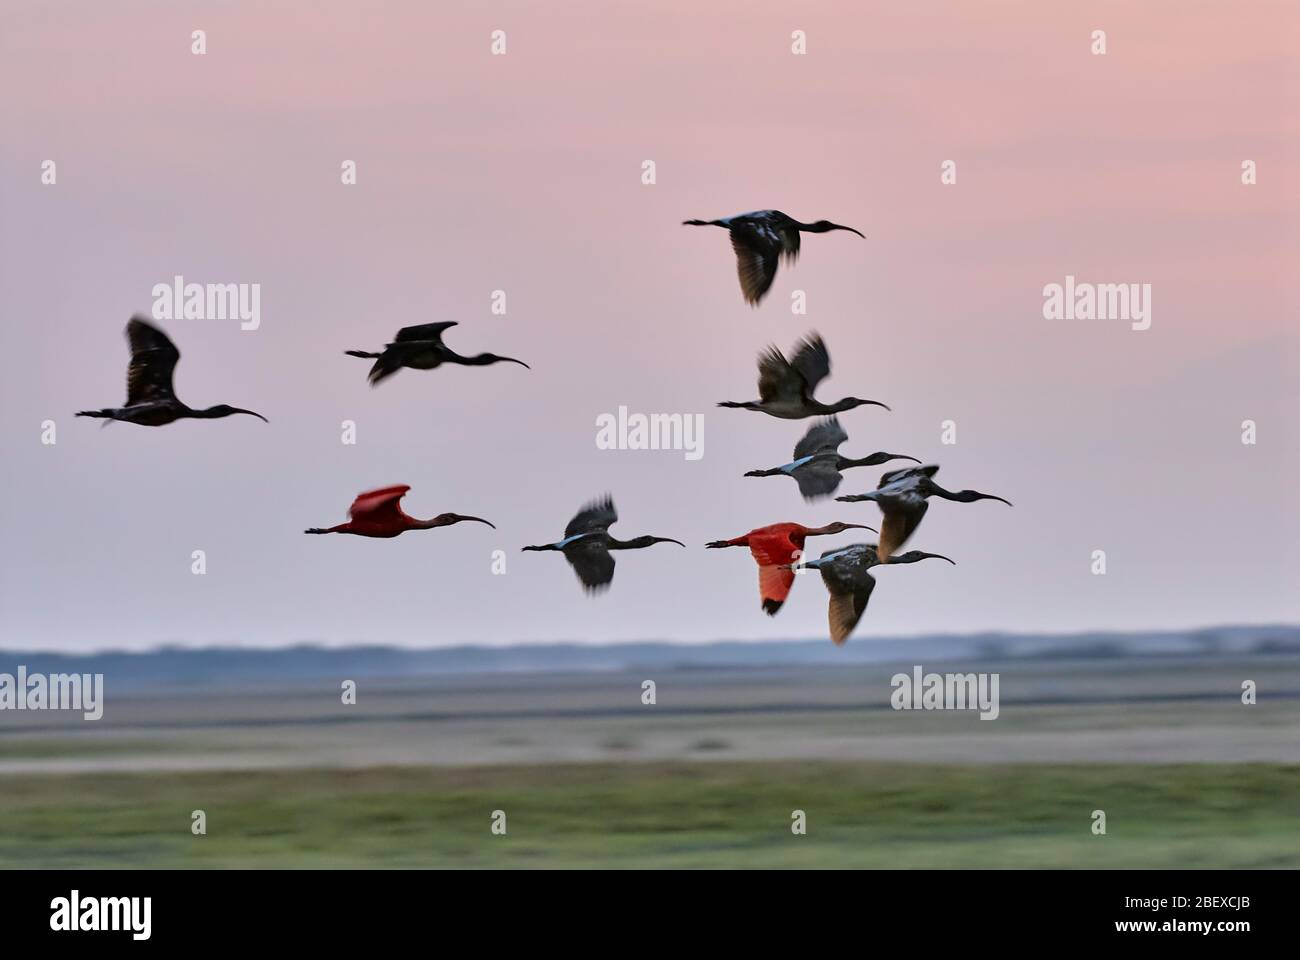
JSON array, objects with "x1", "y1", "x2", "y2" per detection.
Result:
[{"x1": 75, "y1": 209, "x2": 1010, "y2": 645}]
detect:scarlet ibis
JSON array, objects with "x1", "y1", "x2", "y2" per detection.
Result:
[
  {"x1": 704, "y1": 520, "x2": 874, "y2": 616},
  {"x1": 521, "y1": 495, "x2": 684, "y2": 593},
  {"x1": 836, "y1": 465, "x2": 1011, "y2": 560},
  {"x1": 304, "y1": 485, "x2": 494, "y2": 538},
  {"x1": 787, "y1": 544, "x2": 955, "y2": 645},
  {"x1": 682, "y1": 210, "x2": 864, "y2": 306},
  {"x1": 346, "y1": 322, "x2": 529, "y2": 386},
  {"x1": 743, "y1": 416, "x2": 919, "y2": 500},
  {"x1": 76, "y1": 316, "x2": 267, "y2": 426},
  {"x1": 718, "y1": 333, "x2": 888, "y2": 419}
]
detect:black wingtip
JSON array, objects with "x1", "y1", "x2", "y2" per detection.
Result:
[{"x1": 762, "y1": 598, "x2": 784, "y2": 616}]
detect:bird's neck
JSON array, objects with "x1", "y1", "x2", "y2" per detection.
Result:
[
  {"x1": 452, "y1": 352, "x2": 496, "y2": 366},
  {"x1": 804, "y1": 525, "x2": 841, "y2": 537}
]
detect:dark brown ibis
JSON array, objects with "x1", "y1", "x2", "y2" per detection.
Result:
[
  {"x1": 346, "y1": 322, "x2": 529, "y2": 386},
  {"x1": 682, "y1": 209, "x2": 864, "y2": 305},
  {"x1": 76, "y1": 316, "x2": 267, "y2": 427},
  {"x1": 788, "y1": 543, "x2": 955, "y2": 645},
  {"x1": 719, "y1": 333, "x2": 889, "y2": 419},
  {"x1": 836, "y1": 465, "x2": 1011, "y2": 560},
  {"x1": 743, "y1": 416, "x2": 919, "y2": 500},
  {"x1": 522, "y1": 495, "x2": 683, "y2": 594}
]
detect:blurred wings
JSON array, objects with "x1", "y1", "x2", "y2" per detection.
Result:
[{"x1": 124, "y1": 317, "x2": 180, "y2": 405}]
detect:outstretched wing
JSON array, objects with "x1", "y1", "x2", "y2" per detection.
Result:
[
  {"x1": 793, "y1": 417, "x2": 848, "y2": 460},
  {"x1": 755, "y1": 346, "x2": 805, "y2": 404},
  {"x1": 788, "y1": 334, "x2": 831, "y2": 398},
  {"x1": 792, "y1": 459, "x2": 844, "y2": 500},
  {"x1": 562, "y1": 537, "x2": 616, "y2": 592},
  {"x1": 777, "y1": 224, "x2": 801, "y2": 264},
  {"x1": 816, "y1": 548, "x2": 877, "y2": 645},
  {"x1": 348, "y1": 485, "x2": 412, "y2": 525},
  {"x1": 748, "y1": 529, "x2": 802, "y2": 616},
  {"x1": 877, "y1": 498, "x2": 928, "y2": 561},
  {"x1": 826, "y1": 576, "x2": 877, "y2": 645},
  {"x1": 730, "y1": 226, "x2": 781, "y2": 305},
  {"x1": 565, "y1": 495, "x2": 617, "y2": 538},
  {"x1": 392, "y1": 322, "x2": 457, "y2": 344},
  {"x1": 879, "y1": 464, "x2": 939, "y2": 489},
  {"x1": 756, "y1": 564, "x2": 795, "y2": 615},
  {"x1": 124, "y1": 316, "x2": 180, "y2": 405}
]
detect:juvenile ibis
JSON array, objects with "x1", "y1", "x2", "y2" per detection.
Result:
[
  {"x1": 76, "y1": 316, "x2": 267, "y2": 427},
  {"x1": 743, "y1": 416, "x2": 919, "y2": 500},
  {"x1": 304, "y1": 485, "x2": 494, "y2": 538},
  {"x1": 682, "y1": 210, "x2": 864, "y2": 305},
  {"x1": 836, "y1": 465, "x2": 1011, "y2": 560},
  {"x1": 522, "y1": 495, "x2": 684, "y2": 593},
  {"x1": 719, "y1": 333, "x2": 889, "y2": 419},
  {"x1": 704, "y1": 520, "x2": 874, "y2": 616},
  {"x1": 787, "y1": 543, "x2": 955, "y2": 645},
  {"x1": 346, "y1": 322, "x2": 529, "y2": 386}
]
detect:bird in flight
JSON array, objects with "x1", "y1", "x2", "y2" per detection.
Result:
[
  {"x1": 345, "y1": 322, "x2": 529, "y2": 386},
  {"x1": 305, "y1": 485, "x2": 494, "y2": 537},
  {"x1": 705, "y1": 520, "x2": 874, "y2": 616},
  {"x1": 76, "y1": 316, "x2": 267, "y2": 427},
  {"x1": 787, "y1": 543, "x2": 954, "y2": 645},
  {"x1": 522, "y1": 495, "x2": 684, "y2": 594},
  {"x1": 719, "y1": 333, "x2": 889, "y2": 419},
  {"x1": 682, "y1": 210, "x2": 864, "y2": 306},
  {"x1": 836, "y1": 465, "x2": 1011, "y2": 560},
  {"x1": 743, "y1": 417, "x2": 919, "y2": 500}
]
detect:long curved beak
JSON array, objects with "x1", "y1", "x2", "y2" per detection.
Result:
[
  {"x1": 913, "y1": 552, "x2": 956, "y2": 565},
  {"x1": 988, "y1": 495, "x2": 1013, "y2": 507},
  {"x1": 865, "y1": 400, "x2": 891, "y2": 411},
  {"x1": 234, "y1": 408, "x2": 269, "y2": 422},
  {"x1": 843, "y1": 523, "x2": 877, "y2": 532},
  {"x1": 457, "y1": 515, "x2": 496, "y2": 529},
  {"x1": 833, "y1": 223, "x2": 866, "y2": 238},
  {"x1": 502, "y1": 357, "x2": 531, "y2": 369},
  {"x1": 657, "y1": 537, "x2": 686, "y2": 547},
  {"x1": 894, "y1": 454, "x2": 922, "y2": 464}
]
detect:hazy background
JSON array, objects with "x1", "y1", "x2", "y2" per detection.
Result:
[{"x1": 2, "y1": 0, "x2": 1296, "y2": 651}]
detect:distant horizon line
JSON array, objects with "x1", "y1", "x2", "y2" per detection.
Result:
[{"x1": 2, "y1": 623, "x2": 1295, "y2": 659}]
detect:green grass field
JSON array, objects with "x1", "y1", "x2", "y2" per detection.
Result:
[{"x1": 3, "y1": 761, "x2": 1297, "y2": 868}]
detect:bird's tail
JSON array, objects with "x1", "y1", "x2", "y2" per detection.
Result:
[{"x1": 344, "y1": 350, "x2": 401, "y2": 386}]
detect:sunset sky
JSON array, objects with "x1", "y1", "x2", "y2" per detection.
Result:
[{"x1": 2, "y1": 0, "x2": 1296, "y2": 650}]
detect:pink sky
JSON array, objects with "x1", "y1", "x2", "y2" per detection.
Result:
[{"x1": 1, "y1": 0, "x2": 1296, "y2": 650}]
